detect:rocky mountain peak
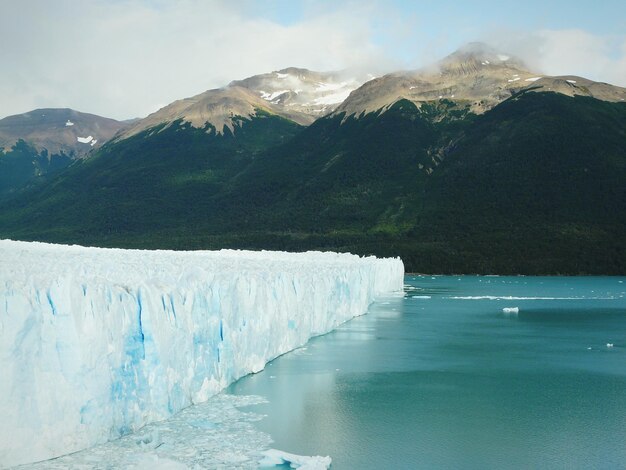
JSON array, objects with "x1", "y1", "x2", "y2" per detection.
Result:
[
  {"x1": 118, "y1": 68, "x2": 372, "y2": 140},
  {"x1": 0, "y1": 108, "x2": 128, "y2": 157},
  {"x1": 230, "y1": 67, "x2": 372, "y2": 117},
  {"x1": 333, "y1": 42, "x2": 626, "y2": 120},
  {"x1": 439, "y1": 42, "x2": 525, "y2": 71}
]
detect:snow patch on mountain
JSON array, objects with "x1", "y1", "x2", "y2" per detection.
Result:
[
  {"x1": 260, "y1": 89, "x2": 291, "y2": 101},
  {"x1": 313, "y1": 89, "x2": 353, "y2": 105},
  {"x1": 315, "y1": 81, "x2": 352, "y2": 92}
]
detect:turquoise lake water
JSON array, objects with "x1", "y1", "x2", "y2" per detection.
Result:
[{"x1": 227, "y1": 276, "x2": 626, "y2": 469}]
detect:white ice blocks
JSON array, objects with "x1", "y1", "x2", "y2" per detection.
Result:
[
  {"x1": 259, "y1": 449, "x2": 332, "y2": 469},
  {"x1": 0, "y1": 240, "x2": 403, "y2": 467}
]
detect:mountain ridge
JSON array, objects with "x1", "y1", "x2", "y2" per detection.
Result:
[
  {"x1": 1, "y1": 43, "x2": 624, "y2": 274},
  {"x1": 117, "y1": 68, "x2": 371, "y2": 140}
]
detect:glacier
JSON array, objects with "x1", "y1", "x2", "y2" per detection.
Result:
[{"x1": 0, "y1": 240, "x2": 403, "y2": 467}]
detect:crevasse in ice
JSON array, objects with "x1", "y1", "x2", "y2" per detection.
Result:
[{"x1": 0, "y1": 240, "x2": 403, "y2": 467}]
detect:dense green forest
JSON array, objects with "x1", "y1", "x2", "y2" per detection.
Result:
[
  {"x1": 0, "y1": 139, "x2": 72, "y2": 196},
  {"x1": 1, "y1": 93, "x2": 625, "y2": 274}
]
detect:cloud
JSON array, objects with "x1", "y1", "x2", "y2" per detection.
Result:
[
  {"x1": 485, "y1": 29, "x2": 626, "y2": 86},
  {"x1": 0, "y1": 0, "x2": 393, "y2": 120}
]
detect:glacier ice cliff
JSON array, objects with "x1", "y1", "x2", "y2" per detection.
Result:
[{"x1": 0, "y1": 240, "x2": 403, "y2": 467}]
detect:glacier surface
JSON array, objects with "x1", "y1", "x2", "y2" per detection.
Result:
[
  {"x1": 0, "y1": 240, "x2": 403, "y2": 467},
  {"x1": 19, "y1": 394, "x2": 274, "y2": 469}
]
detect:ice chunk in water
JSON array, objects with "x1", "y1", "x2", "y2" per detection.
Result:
[{"x1": 259, "y1": 449, "x2": 332, "y2": 469}]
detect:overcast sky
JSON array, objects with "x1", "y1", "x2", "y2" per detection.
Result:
[{"x1": 1, "y1": 0, "x2": 625, "y2": 120}]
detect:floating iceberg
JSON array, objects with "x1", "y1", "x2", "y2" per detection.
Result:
[
  {"x1": 259, "y1": 449, "x2": 332, "y2": 469},
  {"x1": 502, "y1": 307, "x2": 519, "y2": 314},
  {"x1": 0, "y1": 240, "x2": 403, "y2": 467}
]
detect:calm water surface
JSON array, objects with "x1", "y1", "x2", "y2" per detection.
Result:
[{"x1": 228, "y1": 276, "x2": 626, "y2": 469}]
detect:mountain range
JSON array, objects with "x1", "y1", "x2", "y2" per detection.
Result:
[{"x1": 1, "y1": 43, "x2": 625, "y2": 274}]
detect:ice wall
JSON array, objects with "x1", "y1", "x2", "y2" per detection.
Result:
[{"x1": 0, "y1": 240, "x2": 403, "y2": 467}]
